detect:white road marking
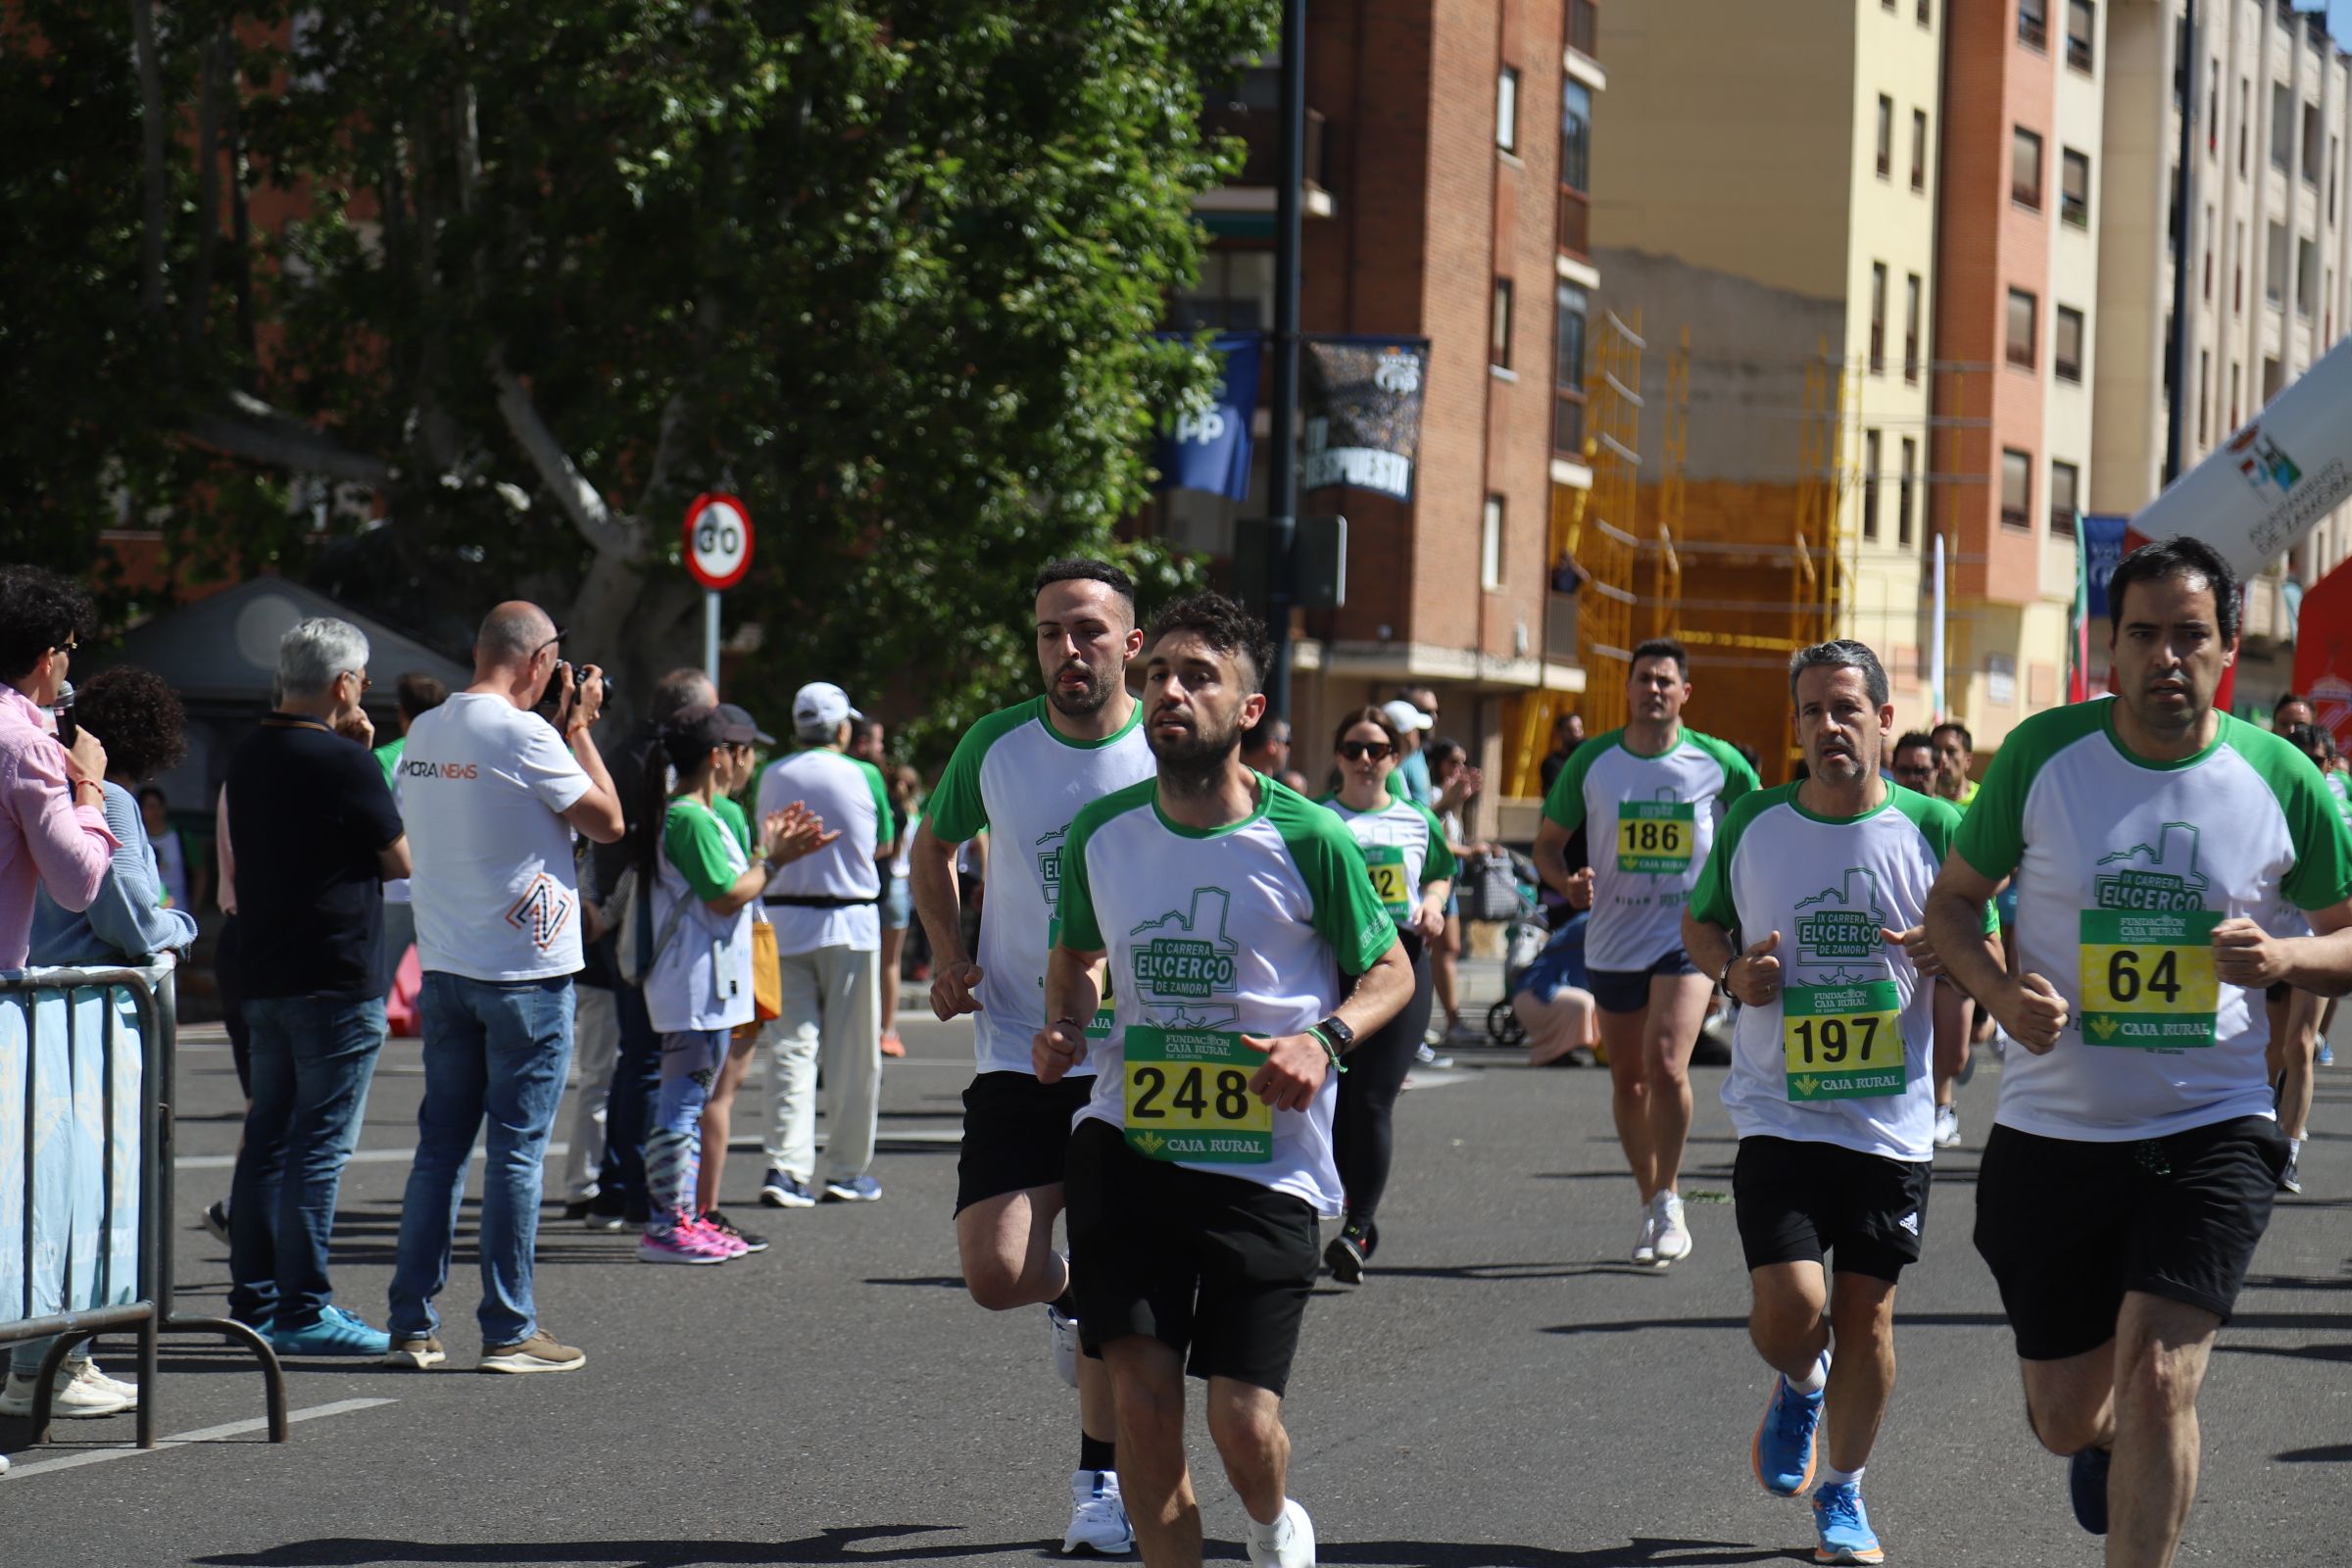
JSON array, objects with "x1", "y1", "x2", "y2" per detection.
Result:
[{"x1": 3, "y1": 1397, "x2": 397, "y2": 1480}]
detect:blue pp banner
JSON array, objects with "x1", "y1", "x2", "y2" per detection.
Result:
[
  {"x1": 1151, "y1": 334, "x2": 1260, "y2": 502},
  {"x1": 2081, "y1": 513, "x2": 2133, "y2": 622}
]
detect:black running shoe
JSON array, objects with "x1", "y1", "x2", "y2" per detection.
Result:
[
  {"x1": 1324, "y1": 1223, "x2": 1373, "y2": 1285},
  {"x1": 702, "y1": 1209, "x2": 771, "y2": 1253},
  {"x1": 201, "y1": 1200, "x2": 230, "y2": 1245},
  {"x1": 2069, "y1": 1446, "x2": 2112, "y2": 1536}
]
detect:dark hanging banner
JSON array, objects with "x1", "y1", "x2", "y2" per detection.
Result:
[{"x1": 1300, "y1": 335, "x2": 1431, "y2": 502}]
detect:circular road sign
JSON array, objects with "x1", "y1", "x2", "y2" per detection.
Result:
[{"x1": 683, "y1": 492, "x2": 755, "y2": 591}]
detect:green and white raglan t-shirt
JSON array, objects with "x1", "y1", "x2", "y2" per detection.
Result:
[
  {"x1": 1542, "y1": 727, "x2": 1760, "y2": 973},
  {"x1": 1321, "y1": 796, "x2": 1456, "y2": 929},
  {"x1": 926, "y1": 696, "x2": 1154, "y2": 1077},
  {"x1": 1954, "y1": 701, "x2": 2352, "y2": 1142},
  {"x1": 1055, "y1": 776, "x2": 1398, "y2": 1214},
  {"x1": 1691, "y1": 783, "x2": 1988, "y2": 1161}
]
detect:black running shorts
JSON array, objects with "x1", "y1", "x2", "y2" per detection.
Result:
[
  {"x1": 1733, "y1": 1135, "x2": 1932, "y2": 1284},
  {"x1": 954, "y1": 1070, "x2": 1095, "y2": 1216},
  {"x1": 1973, "y1": 1114, "x2": 2288, "y2": 1361},
  {"x1": 1589, "y1": 948, "x2": 1703, "y2": 1015},
  {"x1": 1062, "y1": 1118, "x2": 1321, "y2": 1396}
]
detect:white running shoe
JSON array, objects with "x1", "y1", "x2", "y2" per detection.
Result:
[
  {"x1": 1047, "y1": 1301, "x2": 1082, "y2": 1389},
  {"x1": 81, "y1": 1360, "x2": 138, "y2": 1406},
  {"x1": 1650, "y1": 1190, "x2": 1692, "y2": 1265},
  {"x1": 1061, "y1": 1469, "x2": 1135, "y2": 1555},
  {"x1": 1933, "y1": 1103, "x2": 1962, "y2": 1149},
  {"x1": 1246, "y1": 1497, "x2": 1317, "y2": 1568},
  {"x1": 0, "y1": 1362, "x2": 132, "y2": 1419},
  {"x1": 1630, "y1": 1208, "x2": 1658, "y2": 1266}
]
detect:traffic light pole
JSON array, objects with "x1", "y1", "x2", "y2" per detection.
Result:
[{"x1": 1264, "y1": 0, "x2": 1304, "y2": 722}]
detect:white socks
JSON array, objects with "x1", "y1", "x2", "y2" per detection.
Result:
[
  {"x1": 1247, "y1": 1501, "x2": 1293, "y2": 1547},
  {"x1": 1789, "y1": 1350, "x2": 1830, "y2": 1396},
  {"x1": 1819, "y1": 1462, "x2": 1864, "y2": 1489}
]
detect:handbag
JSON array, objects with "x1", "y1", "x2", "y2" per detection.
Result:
[
  {"x1": 612, "y1": 864, "x2": 694, "y2": 986},
  {"x1": 750, "y1": 908, "x2": 781, "y2": 1022}
]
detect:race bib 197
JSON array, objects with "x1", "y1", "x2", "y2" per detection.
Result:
[
  {"x1": 2077, "y1": 908, "x2": 2220, "y2": 1047},
  {"x1": 1617, "y1": 800, "x2": 1695, "y2": 875},
  {"x1": 1362, "y1": 845, "x2": 1412, "y2": 916},
  {"x1": 1122, "y1": 1026, "x2": 1273, "y2": 1163},
  {"x1": 1781, "y1": 980, "x2": 1904, "y2": 1100}
]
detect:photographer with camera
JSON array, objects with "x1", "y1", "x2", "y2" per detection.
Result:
[{"x1": 384, "y1": 602, "x2": 624, "y2": 1375}]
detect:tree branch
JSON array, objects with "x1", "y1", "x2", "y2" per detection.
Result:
[
  {"x1": 128, "y1": 0, "x2": 168, "y2": 318},
  {"x1": 492, "y1": 357, "x2": 638, "y2": 560},
  {"x1": 188, "y1": 392, "x2": 395, "y2": 485}
]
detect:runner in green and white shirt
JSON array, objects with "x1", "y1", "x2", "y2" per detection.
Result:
[
  {"x1": 1037, "y1": 594, "x2": 1411, "y2": 1568},
  {"x1": 908, "y1": 559, "x2": 1153, "y2": 1556},
  {"x1": 1536, "y1": 637, "x2": 1759, "y2": 1266},
  {"x1": 1925, "y1": 538, "x2": 2352, "y2": 1559},
  {"x1": 1316, "y1": 705, "x2": 1454, "y2": 1283},
  {"x1": 1684, "y1": 640, "x2": 1990, "y2": 1567}
]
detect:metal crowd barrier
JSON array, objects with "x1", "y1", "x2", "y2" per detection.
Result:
[{"x1": 1, "y1": 961, "x2": 285, "y2": 1450}]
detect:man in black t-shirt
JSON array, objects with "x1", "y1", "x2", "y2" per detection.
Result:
[{"x1": 224, "y1": 616, "x2": 410, "y2": 1358}]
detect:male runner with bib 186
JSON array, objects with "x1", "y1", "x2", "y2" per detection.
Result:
[
  {"x1": 1038, "y1": 594, "x2": 1412, "y2": 1568},
  {"x1": 1536, "y1": 638, "x2": 1759, "y2": 1266},
  {"x1": 1684, "y1": 640, "x2": 1991, "y2": 1566},
  {"x1": 911, "y1": 560, "x2": 1155, "y2": 1555},
  {"x1": 1926, "y1": 537, "x2": 2352, "y2": 1564}
]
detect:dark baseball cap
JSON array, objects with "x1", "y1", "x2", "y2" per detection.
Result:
[
  {"x1": 714, "y1": 702, "x2": 774, "y2": 746},
  {"x1": 663, "y1": 704, "x2": 760, "y2": 764}
]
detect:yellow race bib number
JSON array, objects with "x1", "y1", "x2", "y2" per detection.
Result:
[
  {"x1": 1617, "y1": 801, "x2": 1696, "y2": 874},
  {"x1": 1362, "y1": 845, "x2": 1412, "y2": 917},
  {"x1": 1780, "y1": 981, "x2": 1904, "y2": 1100},
  {"x1": 2077, "y1": 909, "x2": 2220, "y2": 1047},
  {"x1": 1123, "y1": 1026, "x2": 1273, "y2": 1163}
]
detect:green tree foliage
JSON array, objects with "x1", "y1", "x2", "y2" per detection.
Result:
[{"x1": 1, "y1": 0, "x2": 1269, "y2": 750}]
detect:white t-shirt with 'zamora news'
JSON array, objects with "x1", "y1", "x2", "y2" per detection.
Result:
[{"x1": 399, "y1": 691, "x2": 593, "y2": 983}]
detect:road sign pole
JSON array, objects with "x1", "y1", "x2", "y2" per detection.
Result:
[
  {"x1": 704, "y1": 589, "x2": 720, "y2": 687},
  {"x1": 1266, "y1": 0, "x2": 1304, "y2": 725}
]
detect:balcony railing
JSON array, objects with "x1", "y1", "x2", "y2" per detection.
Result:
[
  {"x1": 1558, "y1": 185, "x2": 1590, "y2": 258},
  {"x1": 1568, "y1": 0, "x2": 1599, "y2": 62}
]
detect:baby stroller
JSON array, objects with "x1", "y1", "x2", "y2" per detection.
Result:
[{"x1": 1458, "y1": 847, "x2": 1550, "y2": 1045}]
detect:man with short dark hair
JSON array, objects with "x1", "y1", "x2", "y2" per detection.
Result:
[
  {"x1": 226, "y1": 617, "x2": 412, "y2": 1357},
  {"x1": 1239, "y1": 713, "x2": 1292, "y2": 779},
  {"x1": 1930, "y1": 722, "x2": 1977, "y2": 808},
  {"x1": 1927, "y1": 536, "x2": 2352, "y2": 1558},
  {"x1": 1041, "y1": 592, "x2": 1412, "y2": 1568},
  {"x1": 2274, "y1": 692, "x2": 2315, "y2": 731},
  {"x1": 386, "y1": 602, "x2": 625, "y2": 1374},
  {"x1": 1889, "y1": 732, "x2": 1936, "y2": 795}
]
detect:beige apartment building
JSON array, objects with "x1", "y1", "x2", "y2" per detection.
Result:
[{"x1": 2095, "y1": 0, "x2": 2352, "y2": 704}]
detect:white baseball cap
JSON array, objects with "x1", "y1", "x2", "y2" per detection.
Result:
[
  {"x1": 793, "y1": 681, "x2": 862, "y2": 736},
  {"x1": 1382, "y1": 699, "x2": 1434, "y2": 733}
]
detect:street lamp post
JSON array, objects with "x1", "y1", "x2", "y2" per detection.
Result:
[{"x1": 1264, "y1": 0, "x2": 1304, "y2": 722}]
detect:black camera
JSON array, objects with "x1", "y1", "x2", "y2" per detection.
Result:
[{"x1": 536, "y1": 661, "x2": 612, "y2": 724}]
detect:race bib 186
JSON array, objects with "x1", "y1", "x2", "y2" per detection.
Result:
[
  {"x1": 1781, "y1": 980, "x2": 1904, "y2": 1100},
  {"x1": 2077, "y1": 908, "x2": 2221, "y2": 1047},
  {"x1": 1122, "y1": 1026, "x2": 1272, "y2": 1163},
  {"x1": 1362, "y1": 845, "x2": 1412, "y2": 916},
  {"x1": 1617, "y1": 800, "x2": 1696, "y2": 875}
]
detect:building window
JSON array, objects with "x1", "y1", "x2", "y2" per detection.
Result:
[
  {"x1": 2060, "y1": 148, "x2": 2089, "y2": 226},
  {"x1": 1918, "y1": 0, "x2": 1932, "y2": 26},
  {"x1": 2230, "y1": 361, "x2": 2241, "y2": 427},
  {"x1": 2235, "y1": 219, "x2": 2245, "y2": 311},
  {"x1": 1871, "y1": 263, "x2": 1888, "y2": 373},
  {"x1": 2050, "y1": 460, "x2": 2080, "y2": 537},
  {"x1": 2303, "y1": 100, "x2": 2323, "y2": 188},
  {"x1": 1898, "y1": 437, "x2": 1917, "y2": 546},
  {"x1": 2263, "y1": 355, "x2": 2282, "y2": 404},
  {"x1": 2007, "y1": 288, "x2": 2037, "y2": 369},
  {"x1": 2208, "y1": 60, "x2": 2220, "y2": 159},
  {"x1": 2298, "y1": 237, "x2": 2318, "y2": 318},
  {"x1": 1862, "y1": 429, "x2": 1882, "y2": 540},
  {"x1": 1491, "y1": 277, "x2": 1514, "y2": 368},
  {"x1": 1904, "y1": 272, "x2": 1922, "y2": 382},
  {"x1": 2238, "y1": 78, "x2": 2250, "y2": 174},
  {"x1": 1554, "y1": 282, "x2": 1589, "y2": 457},
  {"x1": 2272, "y1": 83, "x2": 2293, "y2": 172},
  {"x1": 2054, "y1": 305, "x2": 2084, "y2": 381},
  {"x1": 2268, "y1": 220, "x2": 2288, "y2": 306},
  {"x1": 1496, "y1": 67, "x2": 1520, "y2": 155},
  {"x1": 1482, "y1": 495, "x2": 1506, "y2": 590},
  {"x1": 1167, "y1": 251, "x2": 1276, "y2": 334},
  {"x1": 2013, "y1": 125, "x2": 2043, "y2": 209},
  {"x1": 2202, "y1": 202, "x2": 2214, "y2": 298},
  {"x1": 1912, "y1": 109, "x2": 1929, "y2": 191},
  {"x1": 2333, "y1": 135, "x2": 2341, "y2": 223},
  {"x1": 2065, "y1": 0, "x2": 2094, "y2": 73},
  {"x1": 2001, "y1": 449, "x2": 2034, "y2": 529},
  {"x1": 2019, "y1": 0, "x2": 2047, "y2": 50},
  {"x1": 1877, "y1": 95, "x2": 1893, "y2": 179},
  {"x1": 1559, "y1": 80, "x2": 1592, "y2": 256},
  {"x1": 2199, "y1": 348, "x2": 2211, "y2": 445},
  {"x1": 1568, "y1": 0, "x2": 1598, "y2": 59}
]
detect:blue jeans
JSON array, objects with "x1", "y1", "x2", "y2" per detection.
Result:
[
  {"x1": 388, "y1": 973, "x2": 573, "y2": 1348},
  {"x1": 225, "y1": 995, "x2": 387, "y2": 1331},
  {"x1": 595, "y1": 981, "x2": 661, "y2": 1219}
]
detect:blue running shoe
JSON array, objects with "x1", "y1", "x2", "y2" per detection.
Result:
[
  {"x1": 2319, "y1": 1041, "x2": 2335, "y2": 1067},
  {"x1": 1752, "y1": 1365, "x2": 1827, "y2": 1495},
  {"x1": 268, "y1": 1304, "x2": 392, "y2": 1357},
  {"x1": 1810, "y1": 1481, "x2": 1884, "y2": 1565},
  {"x1": 822, "y1": 1173, "x2": 883, "y2": 1203},
  {"x1": 2069, "y1": 1446, "x2": 2112, "y2": 1536}
]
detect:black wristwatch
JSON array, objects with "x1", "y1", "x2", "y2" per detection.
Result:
[{"x1": 1313, "y1": 1014, "x2": 1355, "y2": 1055}]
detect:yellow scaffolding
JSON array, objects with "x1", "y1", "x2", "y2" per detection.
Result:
[{"x1": 1578, "y1": 309, "x2": 1646, "y2": 734}]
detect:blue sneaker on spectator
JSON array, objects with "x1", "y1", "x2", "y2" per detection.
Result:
[
  {"x1": 1810, "y1": 1480, "x2": 1884, "y2": 1564},
  {"x1": 1751, "y1": 1361, "x2": 1827, "y2": 1496},
  {"x1": 822, "y1": 1173, "x2": 883, "y2": 1203},
  {"x1": 2068, "y1": 1446, "x2": 2112, "y2": 1536},
  {"x1": 268, "y1": 1305, "x2": 391, "y2": 1358}
]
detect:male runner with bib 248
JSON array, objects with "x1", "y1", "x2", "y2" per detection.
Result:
[
  {"x1": 1536, "y1": 638, "x2": 1758, "y2": 1266},
  {"x1": 1038, "y1": 594, "x2": 1412, "y2": 1568},
  {"x1": 911, "y1": 560, "x2": 1155, "y2": 1556}
]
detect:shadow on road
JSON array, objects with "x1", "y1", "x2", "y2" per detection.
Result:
[
  {"x1": 1315, "y1": 1540, "x2": 1807, "y2": 1566},
  {"x1": 2277, "y1": 1443, "x2": 2352, "y2": 1462}
]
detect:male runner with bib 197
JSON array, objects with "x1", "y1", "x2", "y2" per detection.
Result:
[
  {"x1": 1037, "y1": 594, "x2": 1413, "y2": 1568},
  {"x1": 1925, "y1": 538, "x2": 2352, "y2": 1563},
  {"x1": 1684, "y1": 639, "x2": 1991, "y2": 1566},
  {"x1": 910, "y1": 560, "x2": 1155, "y2": 1556},
  {"x1": 1536, "y1": 637, "x2": 1759, "y2": 1266}
]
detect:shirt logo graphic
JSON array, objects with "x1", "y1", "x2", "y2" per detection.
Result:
[
  {"x1": 506, "y1": 873, "x2": 575, "y2": 952},
  {"x1": 1129, "y1": 888, "x2": 1240, "y2": 1028},
  {"x1": 2092, "y1": 823, "x2": 2210, "y2": 912},
  {"x1": 1037, "y1": 825, "x2": 1067, "y2": 915},
  {"x1": 1793, "y1": 868, "x2": 1887, "y2": 984},
  {"x1": 1897, "y1": 1211, "x2": 1920, "y2": 1237}
]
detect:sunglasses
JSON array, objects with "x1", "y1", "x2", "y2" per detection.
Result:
[
  {"x1": 1340, "y1": 741, "x2": 1396, "y2": 761},
  {"x1": 531, "y1": 625, "x2": 567, "y2": 661}
]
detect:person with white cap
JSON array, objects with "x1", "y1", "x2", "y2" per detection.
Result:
[
  {"x1": 756, "y1": 681, "x2": 896, "y2": 1206},
  {"x1": 1380, "y1": 698, "x2": 1435, "y2": 807}
]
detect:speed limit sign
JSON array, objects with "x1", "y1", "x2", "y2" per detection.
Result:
[{"x1": 682, "y1": 492, "x2": 755, "y2": 590}]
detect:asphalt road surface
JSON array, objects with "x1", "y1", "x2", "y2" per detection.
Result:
[{"x1": 6, "y1": 1003, "x2": 2348, "y2": 1567}]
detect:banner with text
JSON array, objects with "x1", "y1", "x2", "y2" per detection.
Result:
[
  {"x1": 1301, "y1": 336, "x2": 1431, "y2": 502},
  {"x1": 1151, "y1": 333, "x2": 1261, "y2": 502}
]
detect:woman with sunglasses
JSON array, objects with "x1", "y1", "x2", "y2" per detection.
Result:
[{"x1": 1317, "y1": 707, "x2": 1454, "y2": 1283}]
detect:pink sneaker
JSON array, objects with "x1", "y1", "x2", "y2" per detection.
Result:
[
  {"x1": 637, "y1": 1221, "x2": 729, "y2": 1265},
  {"x1": 685, "y1": 1217, "x2": 750, "y2": 1259}
]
